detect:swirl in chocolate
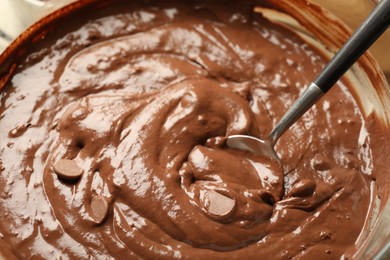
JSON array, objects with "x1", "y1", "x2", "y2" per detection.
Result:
[{"x1": 0, "y1": 0, "x2": 379, "y2": 259}]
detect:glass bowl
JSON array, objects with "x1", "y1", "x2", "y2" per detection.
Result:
[{"x1": 0, "y1": 0, "x2": 388, "y2": 258}]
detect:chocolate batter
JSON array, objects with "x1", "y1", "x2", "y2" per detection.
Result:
[{"x1": 0, "y1": 0, "x2": 384, "y2": 259}]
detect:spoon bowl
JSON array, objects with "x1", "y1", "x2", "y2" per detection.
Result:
[{"x1": 226, "y1": 135, "x2": 279, "y2": 161}]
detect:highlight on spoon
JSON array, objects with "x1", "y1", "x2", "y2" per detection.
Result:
[{"x1": 226, "y1": 135, "x2": 279, "y2": 161}]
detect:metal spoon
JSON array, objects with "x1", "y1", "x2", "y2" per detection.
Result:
[{"x1": 226, "y1": 0, "x2": 390, "y2": 161}]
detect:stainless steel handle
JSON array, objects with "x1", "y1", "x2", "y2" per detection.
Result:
[
  {"x1": 267, "y1": 83, "x2": 324, "y2": 147},
  {"x1": 267, "y1": 0, "x2": 390, "y2": 147}
]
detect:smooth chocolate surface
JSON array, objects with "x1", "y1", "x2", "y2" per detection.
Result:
[{"x1": 0, "y1": 0, "x2": 386, "y2": 259}]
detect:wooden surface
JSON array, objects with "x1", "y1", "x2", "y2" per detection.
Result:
[{"x1": 312, "y1": 0, "x2": 390, "y2": 72}]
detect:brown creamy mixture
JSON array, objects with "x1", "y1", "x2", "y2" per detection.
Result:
[{"x1": 0, "y1": 0, "x2": 385, "y2": 259}]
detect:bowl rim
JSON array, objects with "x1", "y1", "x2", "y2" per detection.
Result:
[{"x1": 0, "y1": 0, "x2": 388, "y2": 259}]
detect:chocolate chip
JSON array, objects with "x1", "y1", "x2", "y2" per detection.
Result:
[
  {"x1": 288, "y1": 179, "x2": 316, "y2": 197},
  {"x1": 90, "y1": 196, "x2": 109, "y2": 224},
  {"x1": 53, "y1": 159, "x2": 83, "y2": 181},
  {"x1": 203, "y1": 190, "x2": 235, "y2": 218}
]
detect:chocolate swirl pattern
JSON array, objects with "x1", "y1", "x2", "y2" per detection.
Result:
[
  {"x1": 0, "y1": 1, "x2": 376, "y2": 259},
  {"x1": 44, "y1": 78, "x2": 284, "y2": 252}
]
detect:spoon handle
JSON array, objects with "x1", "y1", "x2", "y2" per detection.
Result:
[
  {"x1": 314, "y1": 0, "x2": 390, "y2": 92},
  {"x1": 267, "y1": 0, "x2": 390, "y2": 146}
]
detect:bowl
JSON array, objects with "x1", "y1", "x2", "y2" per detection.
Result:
[{"x1": 0, "y1": 0, "x2": 389, "y2": 258}]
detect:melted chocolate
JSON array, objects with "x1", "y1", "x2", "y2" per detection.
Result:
[{"x1": 0, "y1": 0, "x2": 383, "y2": 259}]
